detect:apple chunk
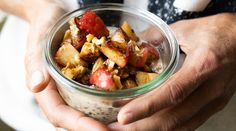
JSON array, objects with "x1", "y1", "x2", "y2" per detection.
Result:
[
  {"x1": 55, "y1": 42, "x2": 87, "y2": 67},
  {"x1": 136, "y1": 71, "x2": 158, "y2": 86},
  {"x1": 127, "y1": 40, "x2": 149, "y2": 67},
  {"x1": 121, "y1": 21, "x2": 139, "y2": 42},
  {"x1": 69, "y1": 18, "x2": 86, "y2": 49},
  {"x1": 99, "y1": 45, "x2": 127, "y2": 68},
  {"x1": 79, "y1": 42, "x2": 100, "y2": 62},
  {"x1": 62, "y1": 65, "x2": 88, "y2": 79},
  {"x1": 141, "y1": 43, "x2": 159, "y2": 61},
  {"x1": 111, "y1": 28, "x2": 129, "y2": 44}
]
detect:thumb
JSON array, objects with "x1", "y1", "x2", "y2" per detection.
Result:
[{"x1": 25, "y1": 27, "x2": 50, "y2": 93}]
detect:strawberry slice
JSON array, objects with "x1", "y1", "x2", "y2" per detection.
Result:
[
  {"x1": 77, "y1": 10, "x2": 109, "y2": 38},
  {"x1": 89, "y1": 67, "x2": 116, "y2": 90}
]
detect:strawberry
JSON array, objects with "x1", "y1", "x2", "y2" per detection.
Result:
[
  {"x1": 77, "y1": 10, "x2": 109, "y2": 38},
  {"x1": 89, "y1": 67, "x2": 116, "y2": 90},
  {"x1": 126, "y1": 41, "x2": 149, "y2": 68}
]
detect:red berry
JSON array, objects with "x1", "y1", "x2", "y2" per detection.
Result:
[
  {"x1": 89, "y1": 67, "x2": 116, "y2": 90},
  {"x1": 77, "y1": 10, "x2": 109, "y2": 37}
]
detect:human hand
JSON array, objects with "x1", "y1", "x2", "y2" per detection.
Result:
[
  {"x1": 24, "y1": 2, "x2": 108, "y2": 130},
  {"x1": 24, "y1": 1, "x2": 66, "y2": 92},
  {"x1": 109, "y1": 13, "x2": 236, "y2": 130},
  {"x1": 35, "y1": 80, "x2": 108, "y2": 131}
]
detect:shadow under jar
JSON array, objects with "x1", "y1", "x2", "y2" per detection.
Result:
[{"x1": 44, "y1": 3, "x2": 179, "y2": 124}]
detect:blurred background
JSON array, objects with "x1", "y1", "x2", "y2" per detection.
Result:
[
  {"x1": 0, "y1": 11, "x2": 14, "y2": 131},
  {"x1": 0, "y1": 10, "x2": 236, "y2": 131}
]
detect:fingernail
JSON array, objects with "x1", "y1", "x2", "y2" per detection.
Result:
[{"x1": 30, "y1": 70, "x2": 44, "y2": 91}]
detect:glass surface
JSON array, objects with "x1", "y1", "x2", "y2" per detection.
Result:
[{"x1": 44, "y1": 3, "x2": 179, "y2": 123}]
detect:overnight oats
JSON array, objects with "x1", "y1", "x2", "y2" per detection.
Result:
[{"x1": 44, "y1": 3, "x2": 179, "y2": 124}]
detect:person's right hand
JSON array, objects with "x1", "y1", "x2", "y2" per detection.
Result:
[{"x1": 24, "y1": 1, "x2": 108, "y2": 130}]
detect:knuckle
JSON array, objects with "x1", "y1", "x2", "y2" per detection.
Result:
[
  {"x1": 197, "y1": 50, "x2": 219, "y2": 74},
  {"x1": 167, "y1": 81, "x2": 186, "y2": 104}
]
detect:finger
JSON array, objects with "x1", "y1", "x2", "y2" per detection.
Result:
[
  {"x1": 35, "y1": 81, "x2": 108, "y2": 131},
  {"x1": 118, "y1": 50, "x2": 215, "y2": 124},
  {"x1": 110, "y1": 75, "x2": 228, "y2": 130},
  {"x1": 25, "y1": 28, "x2": 51, "y2": 93}
]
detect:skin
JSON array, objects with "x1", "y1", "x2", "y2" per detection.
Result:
[
  {"x1": 109, "y1": 13, "x2": 236, "y2": 131},
  {"x1": 1, "y1": 0, "x2": 236, "y2": 130},
  {"x1": 0, "y1": 0, "x2": 108, "y2": 130}
]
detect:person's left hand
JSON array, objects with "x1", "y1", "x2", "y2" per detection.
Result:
[{"x1": 109, "y1": 13, "x2": 236, "y2": 131}]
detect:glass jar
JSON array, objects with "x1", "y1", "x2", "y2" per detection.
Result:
[{"x1": 44, "y1": 3, "x2": 179, "y2": 124}]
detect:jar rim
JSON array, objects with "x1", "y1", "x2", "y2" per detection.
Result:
[{"x1": 44, "y1": 3, "x2": 180, "y2": 98}]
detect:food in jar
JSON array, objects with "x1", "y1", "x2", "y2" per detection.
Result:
[{"x1": 55, "y1": 10, "x2": 162, "y2": 91}]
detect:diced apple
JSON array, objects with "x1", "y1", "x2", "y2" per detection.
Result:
[
  {"x1": 55, "y1": 42, "x2": 88, "y2": 67},
  {"x1": 91, "y1": 57, "x2": 104, "y2": 73},
  {"x1": 69, "y1": 18, "x2": 86, "y2": 49},
  {"x1": 79, "y1": 42, "x2": 100, "y2": 62},
  {"x1": 136, "y1": 71, "x2": 158, "y2": 86},
  {"x1": 111, "y1": 28, "x2": 129, "y2": 44},
  {"x1": 63, "y1": 30, "x2": 72, "y2": 43},
  {"x1": 61, "y1": 65, "x2": 88, "y2": 79},
  {"x1": 106, "y1": 40, "x2": 127, "y2": 54},
  {"x1": 121, "y1": 21, "x2": 139, "y2": 42},
  {"x1": 124, "y1": 79, "x2": 137, "y2": 88},
  {"x1": 89, "y1": 67, "x2": 116, "y2": 90},
  {"x1": 99, "y1": 45, "x2": 127, "y2": 68},
  {"x1": 141, "y1": 43, "x2": 159, "y2": 60},
  {"x1": 127, "y1": 40, "x2": 149, "y2": 67}
]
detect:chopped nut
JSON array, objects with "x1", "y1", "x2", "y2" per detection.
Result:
[
  {"x1": 92, "y1": 57, "x2": 104, "y2": 73},
  {"x1": 86, "y1": 34, "x2": 95, "y2": 43},
  {"x1": 113, "y1": 75, "x2": 123, "y2": 89},
  {"x1": 92, "y1": 36, "x2": 106, "y2": 46},
  {"x1": 79, "y1": 42, "x2": 100, "y2": 61},
  {"x1": 104, "y1": 59, "x2": 115, "y2": 71}
]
